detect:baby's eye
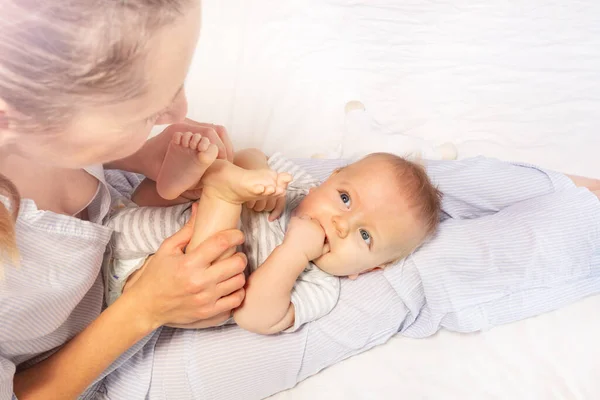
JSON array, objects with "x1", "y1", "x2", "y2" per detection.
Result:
[
  {"x1": 360, "y1": 229, "x2": 371, "y2": 246},
  {"x1": 339, "y1": 192, "x2": 351, "y2": 208}
]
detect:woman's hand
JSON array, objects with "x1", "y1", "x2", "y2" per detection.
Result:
[
  {"x1": 124, "y1": 203, "x2": 247, "y2": 330},
  {"x1": 106, "y1": 119, "x2": 235, "y2": 185}
]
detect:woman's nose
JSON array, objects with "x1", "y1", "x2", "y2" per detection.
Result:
[
  {"x1": 332, "y1": 215, "x2": 349, "y2": 238},
  {"x1": 156, "y1": 89, "x2": 188, "y2": 125}
]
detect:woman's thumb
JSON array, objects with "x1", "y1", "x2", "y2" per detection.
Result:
[{"x1": 162, "y1": 202, "x2": 198, "y2": 253}]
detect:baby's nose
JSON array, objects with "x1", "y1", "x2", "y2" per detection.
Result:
[{"x1": 332, "y1": 215, "x2": 349, "y2": 238}]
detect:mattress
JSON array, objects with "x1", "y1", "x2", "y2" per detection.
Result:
[{"x1": 176, "y1": 0, "x2": 600, "y2": 398}]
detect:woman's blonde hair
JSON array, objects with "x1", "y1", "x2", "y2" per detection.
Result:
[
  {"x1": 0, "y1": 174, "x2": 19, "y2": 271},
  {"x1": 0, "y1": 0, "x2": 192, "y2": 264}
]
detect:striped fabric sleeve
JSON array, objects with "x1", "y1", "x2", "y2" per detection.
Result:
[
  {"x1": 424, "y1": 156, "x2": 575, "y2": 219},
  {"x1": 0, "y1": 356, "x2": 15, "y2": 400},
  {"x1": 104, "y1": 170, "x2": 144, "y2": 199},
  {"x1": 395, "y1": 186, "x2": 600, "y2": 337},
  {"x1": 288, "y1": 266, "x2": 341, "y2": 332},
  {"x1": 107, "y1": 203, "x2": 191, "y2": 260}
]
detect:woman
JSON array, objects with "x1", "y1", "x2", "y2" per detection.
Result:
[
  {"x1": 2, "y1": 1, "x2": 600, "y2": 400},
  {"x1": 0, "y1": 1, "x2": 248, "y2": 398}
]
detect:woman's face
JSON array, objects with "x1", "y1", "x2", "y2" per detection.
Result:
[{"x1": 4, "y1": 2, "x2": 202, "y2": 168}]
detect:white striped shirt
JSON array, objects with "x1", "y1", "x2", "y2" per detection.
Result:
[{"x1": 0, "y1": 166, "x2": 154, "y2": 400}]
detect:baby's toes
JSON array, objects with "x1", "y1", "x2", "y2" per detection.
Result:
[
  {"x1": 275, "y1": 173, "x2": 293, "y2": 194},
  {"x1": 180, "y1": 131, "x2": 194, "y2": 148},
  {"x1": 277, "y1": 173, "x2": 293, "y2": 187},
  {"x1": 189, "y1": 133, "x2": 203, "y2": 150},
  {"x1": 251, "y1": 184, "x2": 266, "y2": 195},
  {"x1": 197, "y1": 143, "x2": 218, "y2": 165},
  {"x1": 172, "y1": 131, "x2": 184, "y2": 145},
  {"x1": 198, "y1": 136, "x2": 211, "y2": 152}
]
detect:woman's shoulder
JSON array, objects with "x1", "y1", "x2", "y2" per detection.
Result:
[{"x1": 1, "y1": 196, "x2": 107, "y2": 355}]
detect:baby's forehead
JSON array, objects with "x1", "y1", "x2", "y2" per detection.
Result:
[{"x1": 339, "y1": 157, "x2": 395, "y2": 180}]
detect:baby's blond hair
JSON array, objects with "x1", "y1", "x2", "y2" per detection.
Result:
[{"x1": 362, "y1": 152, "x2": 443, "y2": 260}]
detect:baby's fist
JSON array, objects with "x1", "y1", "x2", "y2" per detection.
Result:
[{"x1": 284, "y1": 215, "x2": 326, "y2": 261}]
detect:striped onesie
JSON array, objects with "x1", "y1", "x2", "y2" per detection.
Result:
[{"x1": 105, "y1": 153, "x2": 340, "y2": 331}]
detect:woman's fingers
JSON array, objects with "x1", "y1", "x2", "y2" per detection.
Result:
[
  {"x1": 208, "y1": 252, "x2": 247, "y2": 281},
  {"x1": 252, "y1": 199, "x2": 267, "y2": 212},
  {"x1": 160, "y1": 202, "x2": 198, "y2": 253},
  {"x1": 214, "y1": 288, "x2": 246, "y2": 314},
  {"x1": 165, "y1": 311, "x2": 232, "y2": 329},
  {"x1": 185, "y1": 229, "x2": 245, "y2": 266},
  {"x1": 210, "y1": 123, "x2": 235, "y2": 162},
  {"x1": 263, "y1": 197, "x2": 277, "y2": 212},
  {"x1": 215, "y1": 272, "x2": 246, "y2": 298},
  {"x1": 182, "y1": 119, "x2": 233, "y2": 161}
]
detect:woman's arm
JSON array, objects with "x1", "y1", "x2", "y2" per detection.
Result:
[
  {"x1": 424, "y1": 157, "x2": 576, "y2": 219},
  {"x1": 13, "y1": 214, "x2": 247, "y2": 399},
  {"x1": 13, "y1": 290, "x2": 154, "y2": 399}
]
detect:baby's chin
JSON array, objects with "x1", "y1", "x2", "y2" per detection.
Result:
[{"x1": 312, "y1": 255, "x2": 333, "y2": 274}]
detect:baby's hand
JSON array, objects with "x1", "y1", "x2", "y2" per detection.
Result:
[
  {"x1": 246, "y1": 194, "x2": 286, "y2": 222},
  {"x1": 283, "y1": 215, "x2": 326, "y2": 261},
  {"x1": 245, "y1": 171, "x2": 292, "y2": 221}
]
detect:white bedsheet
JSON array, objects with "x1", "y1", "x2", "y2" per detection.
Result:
[{"x1": 178, "y1": 0, "x2": 600, "y2": 398}]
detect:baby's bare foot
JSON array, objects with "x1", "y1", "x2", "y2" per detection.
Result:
[
  {"x1": 202, "y1": 160, "x2": 292, "y2": 204},
  {"x1": 156, "y1": 132, "x2": 219, "y2": 200}
]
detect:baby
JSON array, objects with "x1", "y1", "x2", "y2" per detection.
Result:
[{"x1": 105, "y1": 132, "x2": 442, "y2": 334}]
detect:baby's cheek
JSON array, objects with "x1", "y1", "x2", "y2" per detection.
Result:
[{"x1": 334, "y1": 247, "x2": 367, "y2": 274}]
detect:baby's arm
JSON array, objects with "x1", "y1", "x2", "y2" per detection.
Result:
[
  {"x1": 233, "y1": 243, "x2": 306, "y2": 334},
  {"x1": 233, "y1": 215, "x2": 326, "y2": 334}
]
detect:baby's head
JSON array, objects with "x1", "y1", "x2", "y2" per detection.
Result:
[{"x1": 294, "y1": 153, "x2": 442, "y2": 278}]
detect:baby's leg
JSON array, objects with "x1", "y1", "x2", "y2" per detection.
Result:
[
  {"x1": 131, "y1": 178, "x2": 196, "y2": 207},
  {"x1": 155, "y1": 132, "x2": 219, "y2": 200},
  {"x1": 187, "y1": 159, "x2": 291, "y2": 253}
]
